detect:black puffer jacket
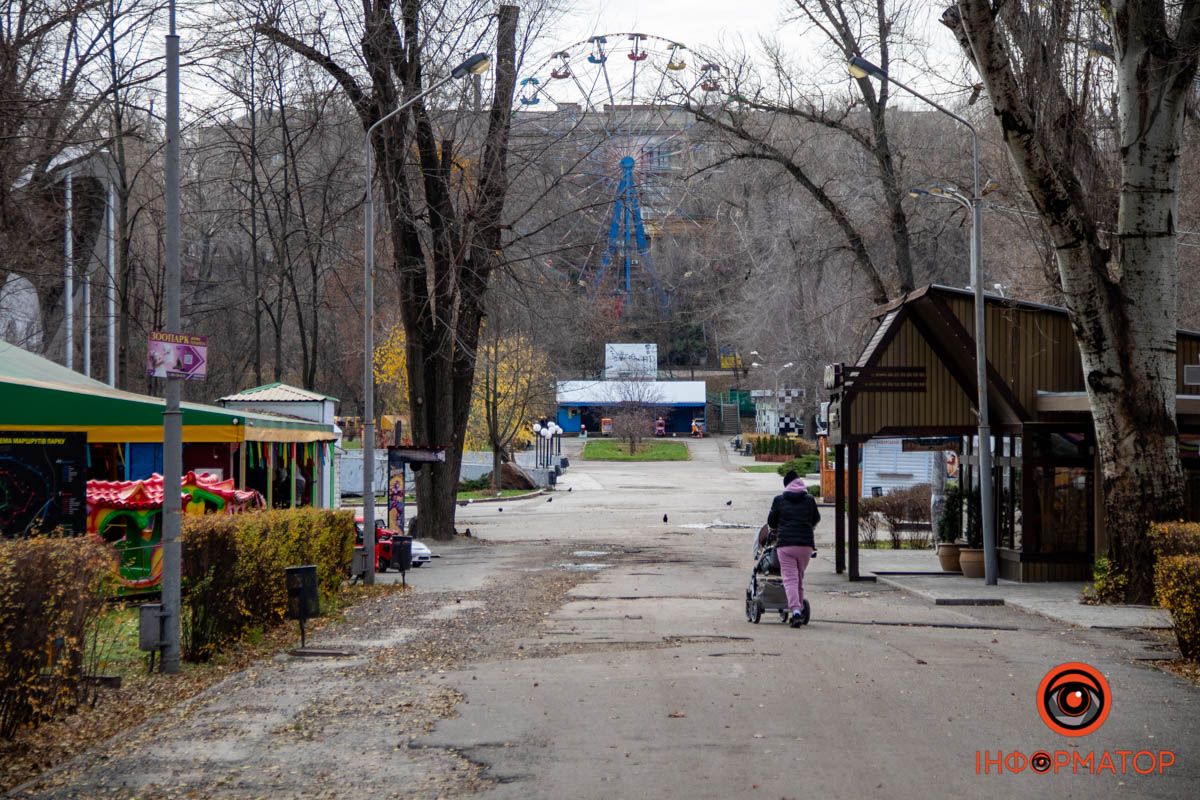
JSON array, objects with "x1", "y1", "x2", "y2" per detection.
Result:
[{"x1": 767, "y1": 490, "x2": 820, "y2": 548}]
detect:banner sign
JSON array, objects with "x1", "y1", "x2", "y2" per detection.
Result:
[
  {"x1": 0, "y1": 431, "x2": 87, "y2": 536},
  {"x1": 148, "y1": 331, "x2": 207, "y2": 380},
  {"x1": 387, "y1": 448, "x2": 406, "y2": 533},
  {"x1": 605, "y1": 343, "x2": 657, "y2": 379},
  {"x1": 902, "y1": 436, "x2": 963, "y2": 453}
]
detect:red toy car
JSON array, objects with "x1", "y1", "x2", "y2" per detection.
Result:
[{"x1": 354, "y1": 516, "x2": 405, "y2": 572}]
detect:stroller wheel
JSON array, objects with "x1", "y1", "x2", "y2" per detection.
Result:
[
  {"x1": 747, "y1": 599, "x2": 762, "y2": 624},
  {"x1": 778, "y1": 611, "x2": 789, "y2": 623}
]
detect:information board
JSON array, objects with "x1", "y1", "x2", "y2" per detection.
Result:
[{"x1": 0, "y1": 431, "x2": 87, "y2": 536}]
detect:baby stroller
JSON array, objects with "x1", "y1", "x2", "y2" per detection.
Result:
[{"x1": 745, "y1": 524, "x2": 810, "y2": 624}]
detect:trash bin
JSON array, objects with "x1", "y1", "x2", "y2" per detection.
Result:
[
  {"x1": 391, "y1": 535, "x2": 413, "y2": 572},
  {"x1": 285, "y1": 565, "x2": 320, "y2": 621}
]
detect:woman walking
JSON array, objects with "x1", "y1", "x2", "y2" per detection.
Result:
[{"x1": 767, "y1": 470, "x2": 820, "y2": 627}]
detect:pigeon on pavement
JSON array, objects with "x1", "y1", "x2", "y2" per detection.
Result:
[
  {"x1": 662, "y1": 514, "x2": 668, "y2": 523},
  {"x1": 725, "y1": 500, "x2": 732, "y2": 506},
  {"x1": 547, "y1": 497, "x2": 553, "y2": 503}
]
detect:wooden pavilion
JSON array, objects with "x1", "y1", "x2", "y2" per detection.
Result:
[{"x1": 825, "y1": 285, "x2": 1200, "y2": 582}]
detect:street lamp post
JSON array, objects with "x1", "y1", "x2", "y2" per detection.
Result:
[
  {"x1": 362, "y1": 53, "x2": 489, "y2": 585},
  {"x1": 848, "y1": 55, "x2": 997, "y2": 585},
  {"x1": 160, "y1": 0, "x2": 183, "y2": 673}
]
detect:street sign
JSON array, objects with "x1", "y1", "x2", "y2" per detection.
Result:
[{"x1": 147, "y1": 331, "x2": 207, "y2": 380}]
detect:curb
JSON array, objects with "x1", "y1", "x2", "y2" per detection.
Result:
[
  {"x1": 875, "y1": 575, "x2": 1174, "y2": 629},
  {"x1": 459, "y1": 488, "x2": 546, "y2": 504}
]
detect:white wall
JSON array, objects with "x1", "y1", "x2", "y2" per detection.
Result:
[{"x1": 860, "y1": 438, "x2": 938, "y2": 497}]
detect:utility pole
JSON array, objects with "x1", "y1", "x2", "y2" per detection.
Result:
[{"x1": 160, "y1": 0, "x2": 183, "y2": 673}]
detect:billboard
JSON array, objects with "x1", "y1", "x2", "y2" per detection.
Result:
[
  {"x1": 605, "y1": 343, "x2": 657, "y2": 379},
  {"x1": 147, "y1": 331, "x2": 207, "y2": 379},
  {"x1": 0, "y1": 431, "x2": 87, "y2": 536},
  {"x1": 387, "y1": 448, "x2": 407, "y2": 533}
]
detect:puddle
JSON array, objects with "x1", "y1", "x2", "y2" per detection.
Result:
[
  {"x1": 557, "y1": 563, "x2": 613, "y2": 572},
  {"x1": 572, "y1": 550, "x2": 610, "y2": 558},
  {"x1": 679, "y1": 520, "x2": 756, "y2": 530}
]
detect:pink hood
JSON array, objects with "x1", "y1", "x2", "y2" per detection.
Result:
[{"x1": 784, "y1": 477, "x2": 808, "y2": 493}]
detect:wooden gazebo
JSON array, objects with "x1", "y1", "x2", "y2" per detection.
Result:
[{"x1": 825, "y1": 285, "x2": 1200, "y2": 582}]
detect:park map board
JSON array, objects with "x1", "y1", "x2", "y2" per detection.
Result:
[{"x1": 0, "y1": 431, "x2": 87, "y2": 536}]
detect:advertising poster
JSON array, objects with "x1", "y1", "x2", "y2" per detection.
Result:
[
  {"x1": 604, "y1": 343, "x2": 657, "y2": 379},
  {"x1": 147, "y1": 331, "x2": 208, "y2": 380},
  {"x1": 0, "y1": 431, "x2": 87, "y2": 536},
  {"x1": 386, "y1": 448, "x2": 406, "y2": 533}
]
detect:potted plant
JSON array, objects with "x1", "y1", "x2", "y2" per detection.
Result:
[
  {"x1": 958, "y1": 487, "x2": 985, "y2": 578},
  {"x1": 935, "y1": 483, "x2": 963, "y2": 572}
]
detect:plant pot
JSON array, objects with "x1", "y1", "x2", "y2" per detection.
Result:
[
  {"x1": 958, "y1": 547, "x2": 985, "y2": 578},
  {"x1": 936, "y1": 542, "x2": 962, "y2": 573}
]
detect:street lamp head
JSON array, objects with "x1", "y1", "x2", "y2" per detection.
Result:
[
  {"x1": 751, "y1": 362, "x2": 763, "y2": 368},
  {"x1": 847, "y1": 56, "x2": 884, "y2": 81},
  {"x1": 532, "y1": 423, "x2": 542, "y2": 433},
  {"x1": 781, "y1": 362, "x2": 795, "y2": 369},
  {"x1": 749, "y1": 350, "x2": 760, "y2": 356},
  {"x1": 451, "y1": 53, "x2": 491, "y2": 78}
]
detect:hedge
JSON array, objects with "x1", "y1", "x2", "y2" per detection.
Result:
[
  {"x1": 180, "y1": 508, "x2": 355, "y2": 662},
  {"x1": 746, "y1": 434, "x2": 815, "y2": 458},
  {"x1": 1150, "y1": 522, "x2": 1200, "y2": 559},
  {"x1": 1156, "y1": 555, "x2": 1200, "y2": 660},
  {"x1": 0, "y1": 536, "x2": 115, "y2": 739},
  {"x1": 1150, "y1": 523, "x2": 1200, "y2": 660}
]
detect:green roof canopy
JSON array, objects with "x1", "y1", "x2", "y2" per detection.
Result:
[{"x1": 0, "y1": 343, "x2": 335, "y2": 443}]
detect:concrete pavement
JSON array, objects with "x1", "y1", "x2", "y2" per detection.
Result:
[{"x1": 14, "y1": 437, "x2": 1199, "y2": 799}]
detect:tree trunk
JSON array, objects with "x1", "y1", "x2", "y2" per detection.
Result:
[
  {"x1": 946, "y1": 0, "x2": 1195, "y2": 602},
  {"x1": 492, "y1": 446, "x2": 503, "y2": 494}
]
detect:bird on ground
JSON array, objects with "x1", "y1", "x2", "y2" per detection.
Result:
[
  {"x1": 498, "y1": 508, "x2": 503, "y2": 512},
  {"x1": 725, "y1": 500, "x2": 732, "y2": 506},
  {"x1": 465, "y1": 528, "x2": 472, "y2": 537},
  {"x1": 547, "y1": 497, "x2": 553, "y2": 503},
  {"x1": 663, "y1": 514, "x2": 668, "y2": 523},
  {"x1": 568, "y1": 487, "x2": 573, "y2": 492}
]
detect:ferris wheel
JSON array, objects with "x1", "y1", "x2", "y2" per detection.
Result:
[{"x1": 514, "y1": 33, "x2": 722, "y2": 314}]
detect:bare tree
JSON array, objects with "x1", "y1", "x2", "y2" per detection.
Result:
[
  {"x1": 605, "y1": 380, "x2": 666, "y2": 455},
  {"x1": 257, "y1": 1, "x2": 521, "y2": 539},
  {"x1": 943, "y1": 0, "x2": 1199, "y2": 602}
]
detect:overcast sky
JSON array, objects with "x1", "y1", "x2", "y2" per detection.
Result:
[{"x1": 551, "y1": 0, "x2": 786, "y2": 49}]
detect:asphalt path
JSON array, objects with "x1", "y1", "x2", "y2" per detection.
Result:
[
  {"x1": 13, "y1": 437, "x2": 1199, "y2": 800},
  {"x1": 425, "y1": 438, "x2": 1200, "y2": 799}
]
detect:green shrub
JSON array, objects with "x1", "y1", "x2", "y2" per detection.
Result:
[
  {"x1": 776, "y1": 455, "x2": 820, "y2": 478},
  {"x1": 1156, "y1": 554, "x2": 1200, "y2": 660},
  {"x1": 180, "y1": 508, "x2": 354, "y2": 661},
  {"x1": 457, "y1": 475, "x2": 491, "y2": 493},
  {"x1": 0, "y1": 535, "x2": 116, "y2": 739},
  {"x1": 746, "y1": 434, "x2": 816, "y2": 458},
  {"x1": 963, "y1": 487, "x2": 983, "y2": 548},
  {"x1": 937, "y1": 483, "x2": 964, "y2": 544},
  {"x1": 1082, "y1": 556, "x2": 1128, "y2": 606}
]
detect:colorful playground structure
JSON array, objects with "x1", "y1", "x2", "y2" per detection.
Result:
[{"x1": 86, "y1": 471, "x2": 261, "y2": 594}]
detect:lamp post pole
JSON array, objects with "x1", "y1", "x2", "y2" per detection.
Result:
[
  {"x1": 361, "y1": 54, "x2": 489, "y2": 585},
  {"x1": 849, "y1": 56, "x2": 997, "y2": 584},
  {"x1": 161, "y1": 0, "x2": 183, "y2": 672}
]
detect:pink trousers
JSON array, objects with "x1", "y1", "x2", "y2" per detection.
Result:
[{"x1": 777, "y1": 546, "x2": 813, "y2": 613}]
